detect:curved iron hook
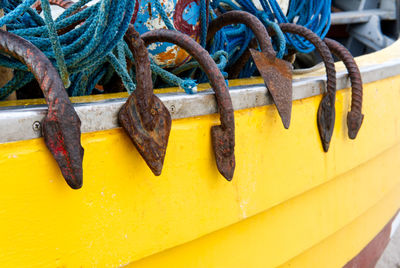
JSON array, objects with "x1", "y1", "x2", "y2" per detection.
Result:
[
  {"x1": 119, "y1": 25, "x2": 172, "y2": 176},
  {"x1": 0, "y1": 29, "x2": 84, "y2": 189},
  {"x1": 324, "y1": 38, "x2": 364, "y2": 139},
  {"x1": 207, "y1": 11, "x2": 273, "y2": 52},
  {"x1": 277, "y1": 23, "x2": 337, "y2": 152},
  {"x1": 207, "y1": 11, "x2": 293, "y2": 129},
  {"x1": 141, "y1": 29, "x2": 236, "y2": 181}
]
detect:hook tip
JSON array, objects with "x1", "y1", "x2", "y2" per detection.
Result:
[
  {"x1": 211, "y1": 125, "x2": 235, "y2": 182},
  {"x1": 347, "y1": 111, "x2": 364, "y2": 139},
  {"x1": 42, "y1": 111, "x2": 84, "y2": 190},
  {"x1": 281, "y1": 116, "x2": 291, "y2": 129},
  {"x1": 65, "y1": 173, "x2": 83, "y2": 189}
]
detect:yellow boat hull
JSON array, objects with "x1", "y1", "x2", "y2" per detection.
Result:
[{"x1": 1, "y1": 41, "x2": 400, "y2": 267}]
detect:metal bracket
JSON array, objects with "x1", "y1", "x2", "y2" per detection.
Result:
[{"x1": 349, "y1": 14, "x2": 395, "y2": 50}]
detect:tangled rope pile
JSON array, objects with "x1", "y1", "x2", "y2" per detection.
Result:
[
  {"x1": 1, "y1": 0, "x2": 137, "y2": 97},
  {"x1": 0, "y1": 0, "x2": 332, "y2": 99},
  {"x1": 0, "y1": 0, "x2": 365, "y2": 190}
]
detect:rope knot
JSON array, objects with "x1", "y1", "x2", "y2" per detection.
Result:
[{"x1": 180, "y1": 79, "x2": 197, "y2": 94}]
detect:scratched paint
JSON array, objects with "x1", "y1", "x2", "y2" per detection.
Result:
[{"x1": 134, "y1": 0, "x2": 203, "y2": 67}]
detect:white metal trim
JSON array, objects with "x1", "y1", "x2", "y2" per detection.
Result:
[{"x1": 1, "y1": 59, "x2": 400, "y2": 143}]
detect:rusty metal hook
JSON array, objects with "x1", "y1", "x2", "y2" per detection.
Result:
[
  {"x1": 0, "y1": 29, "x2": 84, "y2": 189},
  {"x1": 119, "y1": 25, "x2": 172, "y2": 176},
  {"x1": 324, "y1": 38, "x2": 364, "y2": 139},
  {"x1": 141, "y1": 29, "x2": 236, "y2": 181},
  {"x1": 277, "y1": 23, "x2": 337, "y2": 152},
  {"x1": 207, "y1": 11, "x2": 293, "y2": 129}
]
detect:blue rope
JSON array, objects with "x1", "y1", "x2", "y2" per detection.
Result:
[
  {"x1": 0, "y1": 0, "x2": 8, "y2": 9},
  {"x1": 173, "y1": 50, "x2": 228, "y2": 77},
  {"x1": 153, "y1": 0, "x2": 174, "y2": 30},
  {"x1": 199, "y1": 0, "x2": 208, "y2": 47},
  {"x1": 0, "y1": 0, "x2": 36, "y2": 27},
  {"x1": 213, "y1": 0, "x2": 331, "y2": 53},
  {"x1": 151, "y1": 62, "x2": 197, "y2": 94},
  {"x1": 0, "y1": 71, "x2": 32, "y2": 99},
  {"x1": 258, "y1": 0, "x2": 332, "y2": 53},
  {"x1": 107, "y1": 53, "x2": 136, "y2": 94},
  {"x1": 0, "y1": 0, "x2": 138, "y2": 99},
  {"x1": 117, "y1": 40, "x2": 127, "y2": 70},
  {"x1": 41, "y1": 0, "x2": 70, "y2": 87},
  {"x1": 0, "y1": 0, "x2": 332, "y2": 99}
]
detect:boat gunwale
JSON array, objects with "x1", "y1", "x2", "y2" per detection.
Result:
[{"x1": 1, "y1": 58, "x2": 400, "y2": 144}]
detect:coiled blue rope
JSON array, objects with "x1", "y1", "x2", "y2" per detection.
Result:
[
  {"x1": 0, "y1": 0, "x2": 332, "y2": 99},
  {"x1": 41, "y1": 0, "x2": 70, "y2": 87},
  {"x1": 212, "y1": 0, "x2": 331, "y2": 53},
  {"x1": 0, "y1": 0, "x2": 137, "y2": 98}
]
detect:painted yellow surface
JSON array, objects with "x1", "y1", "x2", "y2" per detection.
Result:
[
  {"x1": 127, "y1": 144, "x2": 400, "y2": 268},
  {"x1": 0, "y1": 42, "x2": 400, "y2": 267},
  {"x1": 0, "y1": 73, "x2": 400, "y2": 267}
]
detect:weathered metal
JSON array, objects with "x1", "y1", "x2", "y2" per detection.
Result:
[
  {"x1": 0, "y1": 58, "x2": 398, "y2": 143},
  {"x1": 142, "y1": 29, "x2": 236, "y2": 181},
  {"x1": 133, "y1": 0, "x2": 205, "y2": 67},
  {"x1": 324, "y1": 38, "x2": 364, "y2": 139},
  {"x1": 278, "y1": 23, "x2": 337, "y2": 152},
  {"x1": 207, "y1": 11, "x2": 293, "y2": 129},
  {"x1": 119, "y1": 25, "x2": 171, "y2": 176},
  {"x1": 0, "y1": 29, "x2": 84, "y2": 189},
  {"x1": 250, "y1": 49, "x2": 293, "y2": 128}
]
